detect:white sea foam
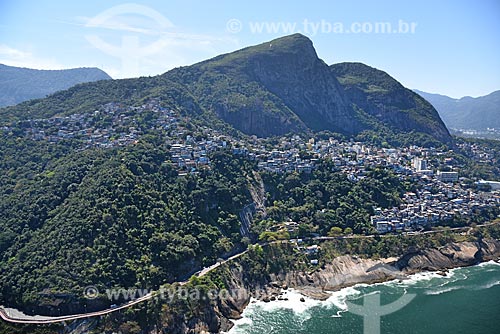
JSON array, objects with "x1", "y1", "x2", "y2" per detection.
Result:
[
  {"x1": 424, "y1": 285, "x2": 464, "y2": 295},
  {"x1": 328, "y1": 286, "x2": 363, "y2": 310},
  {"x1": 250, "y1": 288, "x2": 322, "y2": 314},
  {"x1": 225, "y1": 286, "x2": 361, "y2": 333},
  {"x1": 250, "y1": 287, "x2": 360, "y2": 314},
  {"x1": 353, "y1": 278, "x2": 400, "y2": 289},
  {"x1": 437, "y1": 267, "x2": 468, "y2": 284},
  {"x1": 330, "y1": 309, "x2": 347, "y2": 318},
  {"x1": 473, "y1": 280, "x2": 500, "y2": 290},
  {"x1": 226, "y1": 261, "x2": 500, "y2": 333},
  {"x1": 352, "y1": 269, "x2": 464, "y2": 294},
  {"x1": 477, "y1": 260, "x2": 500, "y2": 267},
  {"x1": 425, "y1": 277, "x2": 500, "y2": 295},
  {"x1": 395, "y1": 271, "x2": 444, "y2": 287},
  {"x1": 226, "y1": 315, "x2": 253, "y2": 331}
]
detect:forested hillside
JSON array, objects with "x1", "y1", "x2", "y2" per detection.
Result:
[
  {"x1": 0, "y1": 64, "x2": 111, "y2": 107},
  {"x1": 0, "y1": 127, "x2": 408, "y2": 313}
]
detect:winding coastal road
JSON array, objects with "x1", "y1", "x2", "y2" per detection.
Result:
[
  {"x1": 1, "y1": 221, "x2": 497, "y2": 325},
  {"x1": 0, "y1": 293, "x2": 153, "y2": 325},
  {"x1": 0, "y1": 250, "x2": 249, "y2": 325}
]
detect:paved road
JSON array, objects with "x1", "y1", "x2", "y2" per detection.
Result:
[
  {"x1": 0, "y1": 293, "x2": 152, "y2": 324},
  {"x1": 1, "y1": 221, "x2": 497, "y2": 325},
  {"x1": 0, "y1": 250, "x2": 249, "y2": 324}
]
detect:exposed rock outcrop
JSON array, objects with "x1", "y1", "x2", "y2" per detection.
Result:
[
  {"x1": 270, "y1": 255, "x2": 403, "y2": 300},
  {"x1": 396, "y1": 239, "x2": 500, "y2": 272},
  {"x1": 163, "y1": 238, "x2": 500, "y2": 333},
  {"x1": 165, "y1": 34, "x2": 452, "y2": 143},
  {"x1": 331, "y1": 62, "x2": 452, "y2": 143}
]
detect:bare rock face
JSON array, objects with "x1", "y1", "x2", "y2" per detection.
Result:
[
  {"x1": 481, "y1": 238, "x2": 500, "y2": 259},
  {"x1": 165, "y1": 34, "x2": 451, "y2": 143},
  {"x1": 244, "y1": 34, "x2": 358, "y2": 134},
  {"x1": 396, "y1": 239, "x2": 500, "y2": 272},
  {"x1": 159, "y1": 239, "x2": 500, "y2": 334},
  {"x1": 331, "y1": 62, "x2": 452, "y2": 143},
  {"x1": 440, "y1": 242, "x2": 480, "y2": 263},
  {"x1": 1, "y1": 34, "x2": 453, "y2": 144},
  {"x1": 269, "y1": 255, "x2": 402, "y2": 297}
]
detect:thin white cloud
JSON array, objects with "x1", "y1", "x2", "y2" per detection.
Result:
[
  {"x1": 0, "y1": 44, "x2": 64, "y2": 69},
  {"x1": 72, "y1": 14, "x2": 235, "y2": 43},
  {"x1": 0, "y1": 45, "x2": 31, "y2": 59},
  {"x1": 75, "y1": 16, "x2": 164, "y2": 36},
  {"x1": 73, "y1": 7, "x2": 240, "y2": 78},
  {"x1": 1, "y1": 4, "x2": 241, "y2": 78}
]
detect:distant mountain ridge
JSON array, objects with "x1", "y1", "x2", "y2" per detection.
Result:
[
  {"x1": 0, "y1": 34, "x2": 451, "y2": 144},
  {"x1": 0, "y1": 64, "x2": 111, "y2": 107},
  {"x1": 414, "y1": 89, "x2": 500, "y2": 130}
]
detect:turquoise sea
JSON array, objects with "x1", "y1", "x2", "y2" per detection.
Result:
[{"x1": 227, "y1": 261, "x2": 500, "y2": 334}]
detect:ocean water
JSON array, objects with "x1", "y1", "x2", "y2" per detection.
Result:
[{"x1": 227, "y1": 261, "x2": 500, "y2": 334}]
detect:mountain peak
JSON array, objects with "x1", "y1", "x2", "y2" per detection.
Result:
[
  {"x1": 192, "y1": 33, "x2": 317, "y2": 73},
  {"x1": 266, "y1": 33, "x2": 313, "y2": 47},
  {"x1": 161, "y1": 35, "x2": 452, "y2": 143},
  {"x1": 3, "y1": 34, "x2": 452, "y2": 145}
]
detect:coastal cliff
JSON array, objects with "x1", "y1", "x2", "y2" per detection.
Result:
[
  {"x1": 396, "y1": 238, "x2": 500, "y2": 272},
  {"x1": 156, "y1": 238, "x2": 500, "y2": 334}
]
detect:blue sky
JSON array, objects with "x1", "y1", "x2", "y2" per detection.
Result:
[{"x1": 1, "y1": 0, "x2": 499, "y2": 98}]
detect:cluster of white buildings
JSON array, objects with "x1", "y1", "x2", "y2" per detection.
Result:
[
  {"x1": 19, "y1": 99, "x2": 179, "y2": 148},
  {"x1": 6, "y1": 100, "x2": 499, "y2": 232},
  {"x1": 167, "y1": 135, "x2": 228, "y2": 175},
  {"x1": 371, "y1": 187, "x2": 499, "y2": 233},
  {"x1": 233, "y1": 137, "x2": 498, "y2": 233}
]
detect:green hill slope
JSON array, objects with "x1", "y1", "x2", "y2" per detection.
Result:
[
  {"x1": 1, "y1": 34, "x2": 451, "y2": 144},
  {"x1": 0, "y1": 64, "x2": 111, "y2": 107},
  {"x1": 331, "y1": 62, "x2": 451, "y2": 144}
]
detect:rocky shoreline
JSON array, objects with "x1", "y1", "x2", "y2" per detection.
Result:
[
  {"x1": 275, "y1": 238, "x2": 500, "y2": 302},
  {"x1": 84, "y1": 239, "x2": 500, "y2": 334},
  {"x1": 201, "y1": 238, "x2": 500, "y2": 333},
  {"x1": 45, "y1": 238, "x2": 500, "y2": 334}
]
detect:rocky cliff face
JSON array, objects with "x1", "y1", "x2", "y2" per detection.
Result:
[
  {"x1": 165, "y1": 34, "x2": 451, "y2": 143},
  {"x1": 331, "y1": 62, "x2": 452, "y2": 143},
  {"x1": 155, "y1": 238, "x2": 500, "y2": 334},
  {"x1": 239, "y1": 34, "x2": 358, "y2": 134},
  {"x1": 396, "y1": 238, "x2": 500, "y2": 272},
  {"x1": 1, "y1": 34, "x2": 452, "y2": 143}
]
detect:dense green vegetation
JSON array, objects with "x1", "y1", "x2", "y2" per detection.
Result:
[
  {"x1": 0, "y1": 76, "x2": 220, "y2": 129},
  {"x1": 0, "y1": 34, "x2": 496, "y2": 330},
  {"x1": 0, "y1": 322, "x2": 62, "y2": 334},
  {"x1": 0, "y1": 127, "x2": 496, "y2": 315},
  {"x1": 255, "y1": 163, "x2": 405, "y2": 239},
  {"x1": 41, "y1": 223, "x2": 500, "y2": 334},
  {"x1": 0, "y1": 126, "x2": 409, "y2": 311},
  {"x1": 456, "y1": 137, "x2": 500, "y2": 180},
  {"x1": 331, "y1": 62, "x2": 451, "y2": 145},
  {"x1": 0, "y1": 132, "x2": 256, "y2": 309},
  {"x1": 242, "y1": 223, "x2": 500, "y2": 279}
]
